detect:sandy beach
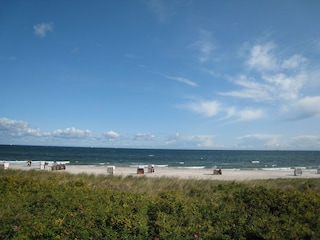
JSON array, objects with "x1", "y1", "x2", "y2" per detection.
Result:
[{"x1": 5, "y1": 162, "x2": 320, "y2": 181}]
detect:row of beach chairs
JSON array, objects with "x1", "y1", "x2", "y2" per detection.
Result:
[
  {"x1": 2, "y1": 162, "x2": 320, "y2": 176},
  {"x1": 106, "y1": 165, "x2": 155, "y2": 175},
  {"x1": 0, "y1": 161, "x2": 66, "y2": 171}
]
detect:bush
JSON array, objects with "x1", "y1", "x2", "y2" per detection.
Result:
[{"x1": 0, "y1": 170, "x2": 320, "y2": 239}]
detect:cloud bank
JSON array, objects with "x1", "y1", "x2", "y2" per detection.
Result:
[{"x1": 1, "y1": 117, "x2": 319, "y2": 149}]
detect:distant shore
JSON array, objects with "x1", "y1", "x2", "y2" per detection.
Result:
[{"x1": 5, "y1": 162, "x2": 320, "y2": 181}]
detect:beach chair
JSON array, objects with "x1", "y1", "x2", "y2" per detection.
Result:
[
  {"x1": 137, "y1": 167, "x2": 144, "y2": 174},
  {"x1": 294, "y1": 167, "x2": 302, "y2": 176},
  {"x1": 107, "y1": 166, "x2": 115, "y2": 175},
  {"x1": 1, "y1": 162, "x2": 9, "y2": 169},
  {"x1": 148, "y1": 165, "x2": 155, "y2": 173},
  {"x1": 213, "y1": 166, "x2": 222, "y2": 175},
  {"x1": 317, "y1": 166, "x2": 320, "y2": 174},
  {"x1": 46, "y1": 162, "x2": 53, "y2": 171},
  {"x1": 40, "y1": 161, "x2": 46, "y2": 170}
]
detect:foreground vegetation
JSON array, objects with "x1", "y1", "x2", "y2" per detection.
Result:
[{"x1": 1, "y1": 169, "x2": 320, "y2": 239}]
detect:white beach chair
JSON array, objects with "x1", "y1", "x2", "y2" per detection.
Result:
[
  {"x1": 148, "y1": 165, "x2": 155, "y2": 173},
  {"x1": 40, "y1": 161, "x2": 46, "y2": 170},
  {"x1": 107, "y1": 166, "x2": 115, "y2": 175},
  {"x1": 1, "y1": 162, "x2": 9, "y2": 169},
  {"x1": 294, "y1": 167, "x2": 302, "y2": 176}
]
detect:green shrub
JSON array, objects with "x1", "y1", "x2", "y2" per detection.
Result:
[{"x1": 1, "y1": 170, "x2": 320, "y2": 239}]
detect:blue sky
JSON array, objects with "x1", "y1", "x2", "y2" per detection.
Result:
[{"x1": 1, "y1": 0, "x2": 320, "y2": 150}]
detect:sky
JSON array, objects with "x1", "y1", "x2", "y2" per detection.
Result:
[{"x1": 1, "y1": 0, "x2": 320, "y2": 150}]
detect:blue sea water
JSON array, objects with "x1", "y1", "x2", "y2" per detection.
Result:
[{"x1": 1, "y1": 145, "x2": 320, "y2": 170}]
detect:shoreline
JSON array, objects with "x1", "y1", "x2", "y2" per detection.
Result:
[{"x1": 5, "y1": 163, "x2": 320, "y2": 181}]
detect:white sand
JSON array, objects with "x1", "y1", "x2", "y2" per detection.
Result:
[{"x1": 5, "y1": 163, "x2": 320, "y2": 181}]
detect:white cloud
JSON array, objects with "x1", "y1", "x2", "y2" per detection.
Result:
[
  {"x1": 33, "y1": 22, "x2": 53, "y2": 37},
  {"x1": 219, "y1": 41, "x2": 320, "y2": 122},
  {"x1": 290, "y1": 135, "x2": 320, "y2": 149},
  {"x1": 219, "y1": 74, "x2": 274, "y2": 101},
  {"x1": 221, "y1": 107, "x2": 237, "y2": 120},
  {"x1": 165, "y1": 132, "x2": 180, "y2": 145},
  {"x1": 104, "y1": 130, "x2": 120, "y2": 139},
  {"x1": 183, "y1": 99, "x2": 264, "y2": 122},
  {"x1": 221, "y1": 72, "x2": 307, "y2": 103},
  {"x1": 189, "y1": 29, "x2": 216, "y2": 63},
  {"x1": 237, "y1": 134, "x2": 282, "y2": 148},
  {"x1": 243, "y1": 42, "x2": 309, "y2": 101},
  {"x1": 163, "y1": 74, "x2": 198, "y2": 87},
  {"x1": 262, "y1": 72, "x2": 306, "y2": 100},
  {"x1": 134, "y1": 132, "x2": 155, "y2": 141},
  {"x1": 245, "y1": 42, "x2": 277, "y2": 71},
  {"x1": 0, "y1": 117, "x2": 42, "y2": 137},
  {"x1": 185, "y1": 135, "x2": 217, "y2": 148},
  {"x1": 185, "y1": 100, "x2": 220, "y2": 117},
  {"x1": 283, "y1": 96, "x2": 320, "y2": 120},
  {"x1": 236, "y1": 134, "x2": 320, "y2": 150},
  {"x1": 237, "y1": 108, "x2": 265, "y2": 122},
  {"x1": 221, "y1": 107, "x2": 265, "y2": 122},
  {"x1": 245, "y1": 42, "x2": 308, "y2": 72},
  {"x1": 144, "y1": 0, "x2": 174, "y2": 23},
  {"x1": 153, "y1": 72, "x2": 198, "y2": 87},
  {"x1": 52, "y1": 127, "x2": 92, "y2": 138},
  {"x1": 281, "y1": 54, "x2": 307, "y2": 69}
]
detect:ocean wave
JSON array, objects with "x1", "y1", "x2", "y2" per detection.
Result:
[
  {"x1": 2, "y1": 160, "x2": 27, "y2": 164},
  {"x1": 154, "y1": 164, "x2": 168, "y2": 168},
  {"x1": 177, "y1": 166, "x2": 206, "y2": 169},
  {"x1": 262, "y1": 167, "x2": 293, "y2": 171}
]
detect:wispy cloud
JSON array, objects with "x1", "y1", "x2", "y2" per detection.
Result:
[
  {"x1": 263, "y1": 72, "x2": 306, "y2": 100},
  {"x1": 219, "y1": 74, "x2": 274, "y2": 102},
  {"x1": 290, "y1": 135, "x2": 320, "y2": 149},
  {"x1": 143, "y1": 0, "x2": 174, "y2": 23},
  {"x1": 185, "y1": 135, "x2": 217, "y2": 148},
  {"x1": 282, "y1": 96, "x2": 320, "y2": 120},
  {"x1": 183, "y1": 99, "x2": 264, "y2": 122},
  {"x1": 237, "y1": 134, "x2": 320, "y2": 150},
  {"x1": 189, "y1": 29, "x2": 216, "y2": 63},
  {"x1": 163, "y1": 74, "x2": 198, "y2": 87},
  {"x1": 33, "y1": 22, "x2": 53, "y2": 37},
  {"x1": 184, "y1": 100, "x2": 221, "y2": 117},
  {"x1": 153, "y1": 72, "x2": 198, "y2": 87},
  {"x1": 220, "y1": 106, "x2": 265, "y2": 122},
  {"x1": 218, "y1": 41, "x2": 320, "y2": 122},
  {"x1": 237, "y1": 134, "x2": 282, "y2": 149},
  {"x1": 165, "y1": 132, "x2": 180, "y2": 145},
  {"x1": 234, "y1": 108, "x2": 265, "y2": 122},
  {"x1": 245, "y1": 42, "x2": 278, "y2": 71},
  {"x1": 221, "y1": 71, "x2": 307, "y2": 102},
  {"x1": 134, "y1": 132, "x2": 155, "y2": 141},
  {"x1": 281, "y1": 54, "x2": 307, "y2": 69}
]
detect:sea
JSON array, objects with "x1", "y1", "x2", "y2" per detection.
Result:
[{"x1": 1, "y1": 145, "x2": 320, "y2": 170}]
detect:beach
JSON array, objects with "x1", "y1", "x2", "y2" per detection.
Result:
[{"x1": 6, "y1": 163, "x2": 320, "y2": 181}]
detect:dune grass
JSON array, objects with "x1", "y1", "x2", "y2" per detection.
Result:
[{"x1": 1, "y1": 169, "x2": 320, "y2": 239}]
